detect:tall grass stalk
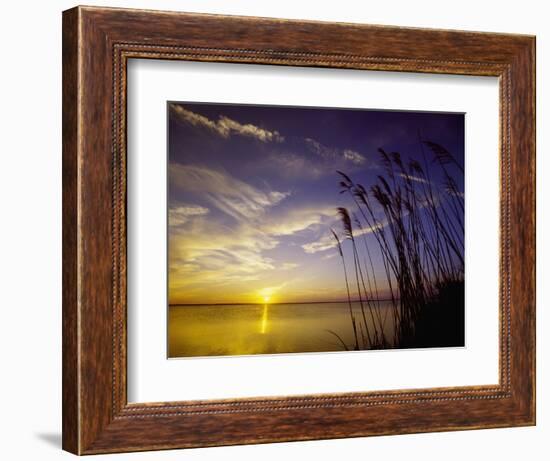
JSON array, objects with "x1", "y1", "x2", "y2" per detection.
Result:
[{"x1": 331, "y1": 140, "x2": 465, "y2": 349}]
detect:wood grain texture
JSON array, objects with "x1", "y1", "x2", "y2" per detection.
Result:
[
  {"x1": 62, "y1": 7, "x2": 80, "y2": 454},
  {"x1": 62, "y1": 5, "x2": 536, "y2": 455}
]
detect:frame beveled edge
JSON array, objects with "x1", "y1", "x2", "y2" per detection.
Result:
[{"x1": 62, "y1": 5, "x2": 535, "y2": 455}]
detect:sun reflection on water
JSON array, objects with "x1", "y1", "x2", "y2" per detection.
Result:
[{"x1": 168, "y1": 301, "x2": 398, "y2": 357}]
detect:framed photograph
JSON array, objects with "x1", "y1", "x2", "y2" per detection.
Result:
[
  {"x1": 166, "y1": 102, "x2": 466, "y2": 358},
  {"x1": 62, "y1": 6, "x2": 535, "y2": 454}
]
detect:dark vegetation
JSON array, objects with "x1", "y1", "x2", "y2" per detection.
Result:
[{"x1": 329, "y1": 141, "x2": 465, "y2": 351}]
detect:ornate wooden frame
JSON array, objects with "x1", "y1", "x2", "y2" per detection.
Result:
[{"x1": 62, "y1": 5, "x2": 535, "y2": 455}]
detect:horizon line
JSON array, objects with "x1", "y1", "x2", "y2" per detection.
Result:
[{"x1": 169, "y1": 299, "x2": 396, "y2": 307}]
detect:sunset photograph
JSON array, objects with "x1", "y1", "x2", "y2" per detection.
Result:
[{"x1": 167, "y1": 102, "x2": 465, "y2": 358}]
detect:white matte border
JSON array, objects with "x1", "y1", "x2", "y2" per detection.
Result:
[{"x1": 127, "y1": 59, "x2": 500, "y2": 403}]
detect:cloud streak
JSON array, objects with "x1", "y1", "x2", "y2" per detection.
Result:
[
  {"x1": 261, "y1": 206, "x2": 337, "y2": 236},
  {"x1": 301, "y1": 219, "x2": 388, "y2": 254},
  {"x1": 169, "y1": 204, "x2": 209, "y2": 226},
  {"x1": 169, "y1": 216, "x2": 280, "y2": 302},
  {"x1": 398, "y1": 173, "x2": 430, "y2": 184},
  {"x1": 170, "y1": 104, "x2": 285, "y2": 143},
  {"x1": 168, "y1": 165, "x2": 298, "y2": 302},
  {"x1": 305, "y1": 138, "x2": 366, "y2": 165},
  {"x1": 170, "y1": 164, "x2": 290, "y2": 221}
]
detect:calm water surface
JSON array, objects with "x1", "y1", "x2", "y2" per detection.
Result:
[{"x1": 168, "y1": 301, "x2": 397, "y2": 358}]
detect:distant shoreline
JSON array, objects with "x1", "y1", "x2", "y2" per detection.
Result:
[{"x1": 169, "y1": 299, "x2": 395, "y2": 307}]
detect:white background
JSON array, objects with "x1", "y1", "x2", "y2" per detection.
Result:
[
  {"x1": 128, "y1": 61, "x2": 499, "y2": 402},
  {"x1": 0, "y1": 0, "x2": 546, "y2": 460}
]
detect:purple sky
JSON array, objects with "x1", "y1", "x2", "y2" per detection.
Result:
[{"x1": 167, "y1": 102, "x2": 464, "y2": 305}]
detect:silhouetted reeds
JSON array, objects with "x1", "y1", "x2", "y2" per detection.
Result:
[{"x1": 331, "y1": 140, "x2": 465, "y2": 350}]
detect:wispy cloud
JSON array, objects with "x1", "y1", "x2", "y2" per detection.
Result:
[
  {"x1": 343, "y1": 149, "x2": 366, "y2": 165},
  {"x1": 260, "y1": 137, "x2": 370, "y2": 182},
  {"x1": 301, "y1": 235, "x2": 336, "y2": 254},
  {"x1": 170, "y1": 104, "x2": 285, "y2": 143},
  {"x1": 305, "y1": 138, "x2": 366, "y2": 165},
  {"x1": 169, "y1": 217, "x2": 280, "y2": 301},
  {"x1": 301, "y1": 219, "x2": 387, "y2": 254},
  {"x1": 398, "y1": 173, "x2": 430, "y2": 184},
  {"x1": 262, "y1": 206, "x2": 337, "y2": 236},
  {"x1": 170, "y1": 164, "x2": 290, "y2": 221},
  {"x1": 169, "y1": 204, "x2": 209, "y2": 226},
  {"x1": 168, "y1": 166, "x2": 296, "y2": 302}
]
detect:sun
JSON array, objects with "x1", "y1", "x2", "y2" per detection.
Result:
[
  {"x1": 257, "y1": 285, "x2": 285, "y2": 304},
  {"x1": 258, "y1": 287, "x2": 276, "y2": 304}
]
